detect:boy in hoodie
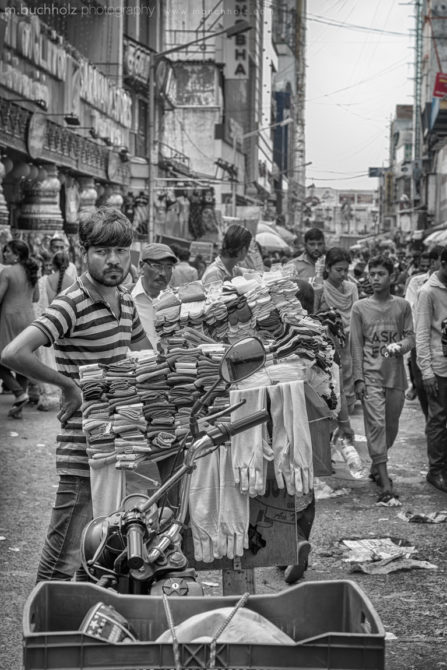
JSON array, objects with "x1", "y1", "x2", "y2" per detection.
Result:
[
  {"x1": 350, "y1": 255, "x2": 415, "y2": 506},
  {"x1": 415, "y1": 246, "x2": 447, "y2": 493}
]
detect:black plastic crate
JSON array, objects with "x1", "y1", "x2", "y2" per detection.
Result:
[{"x1": 23, "y1": 579, "x2": 385, "y2": 669}]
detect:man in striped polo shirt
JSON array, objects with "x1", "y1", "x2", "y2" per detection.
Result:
[{"x1": 2, "y1": 207, "x2": 151, "y2": 581}]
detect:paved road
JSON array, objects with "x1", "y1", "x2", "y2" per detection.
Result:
[{"x1": 0, "y1": 392, "x2": 446, "y2": 669}]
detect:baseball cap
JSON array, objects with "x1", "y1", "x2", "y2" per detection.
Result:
[{"x1": 140, "y1": 243, "x2": 177, "y2": 263}]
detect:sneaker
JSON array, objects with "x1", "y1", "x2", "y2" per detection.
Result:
[{"x1": 284, "y1": 541, "x2": 311, "y2": 584}]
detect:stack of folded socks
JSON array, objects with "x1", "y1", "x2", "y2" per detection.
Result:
[
  {"x1": 154, "y1": 290, "x2": 181, "y2": 337},
  {"x1": 79, "y1": 364, "x2": 115, "y2": 468},
  {"x1": 113, "y1": 402, "x2": 149, "y2": 470}
]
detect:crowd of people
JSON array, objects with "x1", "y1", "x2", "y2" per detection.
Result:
[{"x1": 0, "y1": 209, "x2": 446, "y2": 586}]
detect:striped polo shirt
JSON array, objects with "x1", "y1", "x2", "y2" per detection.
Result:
[{"x1": 33, "y1": 274, "x2": 146, "y2": 478}]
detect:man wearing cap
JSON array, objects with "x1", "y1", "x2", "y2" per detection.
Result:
[{"x1": 131, "y1": 243, "x2": 177, "y2": 349}]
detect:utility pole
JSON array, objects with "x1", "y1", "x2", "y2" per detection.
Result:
[
  {"x1": 412, "y1": 0, "x2": 423, "y2": 226},
  {"x1": 288, "y1": 0, "x2": 307, "y2": 239}
]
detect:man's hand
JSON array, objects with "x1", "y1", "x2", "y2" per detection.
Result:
[
  {"x1": 354, "y1": 380, "x2": 367, "y2": 402},
  {"x1": 57, "y1": 383, "x2": 82, "y2": 425},
  {"x1": 423, "y1": 376, "x2": 438, "y2": 396}
]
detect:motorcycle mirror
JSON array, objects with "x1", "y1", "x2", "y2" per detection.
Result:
[{"x1": 220, "y1": 336, "x2": 266, "y2": 384}]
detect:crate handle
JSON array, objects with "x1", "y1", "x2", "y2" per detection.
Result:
[{"x1": 162, "y1": 591, "x2": 251, "y2": 670}]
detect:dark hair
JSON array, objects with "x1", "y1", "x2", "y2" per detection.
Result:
[
  {"x1": 429, "y1": 245, "x2": 444, "y2": 261},
  {"x1": 323, "y1": 247, "x2": 351, "y2": 279},
  {"x1": 304, "y1": 227, "x2": 325, "y2": 243},
  {"x1": 176, "y1": 246, "x2": 191, "y2": 262},
  {"x1": 221, "y1": 224, "x2": 252, "y2": 258},
  {"x1": 79, "y1": 206, "x2": 133, "y2": 251},
  {"x1": 5, "y1": 240, "x2": 39, "y2": 287},
  {"x1": 440, "y1": 246, "x2": 447, "y2": 264},
  {"x1": 52, "y1": 251, "x2": 70, "y2": 296},
  {"x1": 368, "y1": 254, "x2": 394, "y2": 276}
]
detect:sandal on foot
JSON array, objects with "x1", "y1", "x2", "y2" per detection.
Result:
[
  {"x1": 376, "y1": 491, "x2": 401, "y2": 507},
  {"x1": 8, "y1": 394, "x2": 29, "y2": 417}
]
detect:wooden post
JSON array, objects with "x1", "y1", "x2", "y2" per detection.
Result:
[{"x1": 222, "y1": 559, "x2": 255, "y2": 595}]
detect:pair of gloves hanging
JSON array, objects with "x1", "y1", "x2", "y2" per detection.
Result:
[{"x1": 230, "y1": 379, "x2": 313, "y2": 497}]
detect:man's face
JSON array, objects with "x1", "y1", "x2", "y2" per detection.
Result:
[
  {"x1": 368, "y1": 265, "x2": 391, "y2": 293},
  {"x1": 140, "y1": 257, "x2": 174, "y2": 297},
  {"x1": 86, "y1": 246, "x2": 131, "y2": 286},
  {"x1": 305, "y1": 238, "x2": 325, "y2": 261},
  {"x1": 50, "y1": 240, "x2": 66, "y2": 254},
  {"x1": 419, "y1": 257, "x2": 430, "y2": 273}
]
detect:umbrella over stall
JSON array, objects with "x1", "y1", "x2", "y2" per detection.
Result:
[{"x1": 256, "y1": 231, "x2": 291, "y2": 251}]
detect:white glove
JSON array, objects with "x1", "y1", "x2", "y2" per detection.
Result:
[
  {"x1": 283, "y1": 381, "x2": 313, "y2": 494},
  {"x1": 188, "y1": 451, "x2": 221, "y2": 562},
  {"x1": 217, "y1": 445, "x2": 249, "y2": 559},
  {"x1": 229, "y1": 387, "x2": 269, "y2": 496}
]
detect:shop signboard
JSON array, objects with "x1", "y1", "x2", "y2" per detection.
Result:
[
  {"x1": 189, "y1": 240, "x2": 214, "y2": 263},
  {"x1": 173, "y1": 62, "x2": 218, "y2": 107},
  {"x1": 433, "y1": 72, "x2": 447, "y2": 98},
  {"x1": 123, "y1": 36, "x2": 151, "y2": 85},
  {"x1": 222, "y1": 0, "x2": 250, "y2": 79}
]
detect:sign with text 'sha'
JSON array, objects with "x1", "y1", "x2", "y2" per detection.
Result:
[{"x1": 223, "y1": 0, "x2": 249, "y2": 79}]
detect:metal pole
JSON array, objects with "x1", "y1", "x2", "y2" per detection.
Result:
[
  {"x1": 147, "y1": 59, "x2": 155, "y2": 243},
  {"x1": 231, "y1": 133, "x2": 237, "y2": 216}
]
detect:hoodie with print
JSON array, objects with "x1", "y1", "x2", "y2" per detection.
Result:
[{"x1": 415, "y1": 272, "x2": 447, "y2": 380}]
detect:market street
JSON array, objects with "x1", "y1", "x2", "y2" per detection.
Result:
[{"x1": 0, "y1": 392, "x2": 446, "y2": 670}]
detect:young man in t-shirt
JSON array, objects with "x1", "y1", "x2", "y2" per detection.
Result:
[
  {"x1": 350, "y1": 255, "x2": 415, "y2": 505},
  {"x1": 2, "y1": 207, "x2": 151, "y2": 581}
]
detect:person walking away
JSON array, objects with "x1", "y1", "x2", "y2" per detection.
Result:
[
  {"x1": 350, "y1": 255, "x2": 415, "y2": 505},
  {"x1": 415, "y1": 246, "x2": 447, "y2": 493},
  {"x1": 314, "y1": 247, "x2": 358, "y2": 415},
  {"x1": 1, "y1": 207, "x2": 151, "y2": 581},
  {"x1": 33, "y1": 251, "x2": 73, "y2": 411},
  {"x1": 405, "y1": 246, "x2": 442, "y2": 416},
  {"x1": 201, "y1": 224, "x2": 252, "y2": 284},
  {"x1": 0, "y1": 240, "x2": 40, "y2": 418},
  {"x1": 49, "y1": 233, "x2": 78, "y2": 283},
  {"x1": 285, "y1": 228, "x2": 325, "y2": 281},
  {"x1": 131, "y1": 243, "x2": 178, "y2": 350},
  {"x1": 170, "y1": 246, "x2": 199, "y2": 287}
]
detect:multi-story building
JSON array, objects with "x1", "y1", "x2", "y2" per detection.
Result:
[
  {"x1": 304, "y1": 185, "x2": 379, "y2": 245},
  {"x1": 0, "y1": 0, "x2": 139, "y2": 256},
  {"x1": 159, "y1": 0, "x2": 278, "y2": 242},
  {"x1": 384, "y1": 105, "x2": 414, "y2": 234},
  {"x1": 418, "y1": 0, "x2": 447, "y2": 229}
]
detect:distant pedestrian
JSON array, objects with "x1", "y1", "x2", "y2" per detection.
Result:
[
  {"x1": 314, "y1": 247, "x2": 358, "y2": 414},
  {"x1": 405, "y1": 246, "x2": 442, "y2": 416},
  {"x1": 285, "y1": 228, "x2": 325, "y2": 281},
  {"x1": 0, "y1": 240, "x2": 40, "y2": 418},
  {"x1": 170, "y1": 246, "x2": 199, "y2": 287},
  {"x1": 201, "y1": 224, "x2": 252, "y2": 284},
  {"x1": 49, "y1": 233, "x2": 78, "y2": 283},
  {"x1": 415, "y1": 246, "x2": 447, "y2": 494},
  {"x1": 350, "y1": 255, "x2": 415, "y2": 505},
  {"x1": 2, "y1": 207, "x2": 151, "y2": 581}
]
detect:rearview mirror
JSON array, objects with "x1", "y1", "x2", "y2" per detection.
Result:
[{"x1": 220, "y1": 337, "x2": 266, "y2": 383}]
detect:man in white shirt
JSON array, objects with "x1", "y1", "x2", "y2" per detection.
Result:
[{"x1": 131, "y1": 243, "x2": 177, "y2": 349}]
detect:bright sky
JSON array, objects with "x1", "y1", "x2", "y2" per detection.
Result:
[{"x1": 306, "y1": 0, "x2": 414, "y2": 191}]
